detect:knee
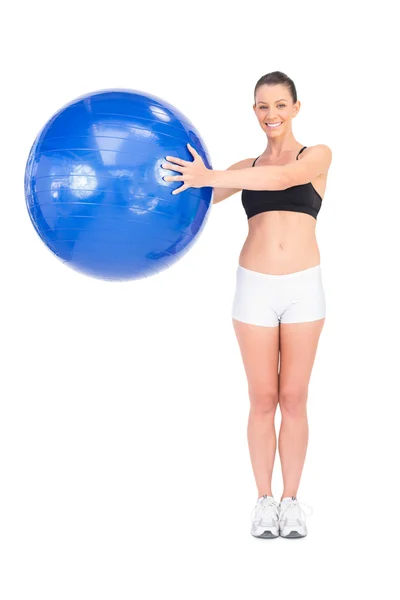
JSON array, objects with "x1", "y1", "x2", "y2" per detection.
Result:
[
  {"x1": 249, "y1": 388, "x2": 279, "y2": 415},
  {"x1": 279, "y1": 387, "x2": 308, "y2": 417}
]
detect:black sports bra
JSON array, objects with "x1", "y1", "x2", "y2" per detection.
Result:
[{"x1": 241, "y1": 146, "x2": 323, "y2": 220}]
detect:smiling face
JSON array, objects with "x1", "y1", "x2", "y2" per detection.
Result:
[{"x1": 253, "y1": 84, "x2": 300, "y2": 135}]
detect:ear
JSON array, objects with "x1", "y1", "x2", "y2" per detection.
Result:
[{"x1": 293, "y1": 100, "x2": 301, "y2": 117}]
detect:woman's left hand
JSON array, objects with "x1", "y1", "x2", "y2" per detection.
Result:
[{"x1": 161, "y1": 143, "x2": 211, "y2": 195}]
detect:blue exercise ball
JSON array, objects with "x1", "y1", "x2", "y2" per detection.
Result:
[{"x1": 24, "y1": 89, "x2": 213, "y2": 281}]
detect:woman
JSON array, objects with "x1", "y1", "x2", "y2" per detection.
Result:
[{"x1": 162, "y1": 71, "x2": 332, "y2": 539}]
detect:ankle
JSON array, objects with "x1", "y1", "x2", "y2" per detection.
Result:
[
  {"x1": 258, "y1": 493, "x2": 274, "y2": 500},
  {"x1": 280, "y1": 494, "x2": 298, "y2": 502}
]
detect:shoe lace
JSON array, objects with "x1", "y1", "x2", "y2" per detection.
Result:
[
  {"x1": 280, "y1": 500, "x2": 314, "y2": 519},
  {"x1": 255, "y1": 497, "x2": 279, "y2": 519}
]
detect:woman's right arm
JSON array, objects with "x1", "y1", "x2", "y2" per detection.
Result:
[{"x1": 212, "y1": 158, "x2": 253, "y2": 204}]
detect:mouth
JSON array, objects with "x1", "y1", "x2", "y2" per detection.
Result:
[{"x1": 265, "y1": 122, "x2": 283, "y2": 129}]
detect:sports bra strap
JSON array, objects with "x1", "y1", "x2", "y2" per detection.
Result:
[{"x1": 296, "y1": 146, "x2": 307, "y2": 159}]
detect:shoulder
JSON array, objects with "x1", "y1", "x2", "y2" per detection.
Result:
[
  {"x1": 300, "y1": 144, "x2": 332, "y2": 174},
  {"x1": 226, "y1": 157, "x2": 256, "y2": 171},
  {"x1": 301, "y1": 144, "x2": 332, "y2": 157}
]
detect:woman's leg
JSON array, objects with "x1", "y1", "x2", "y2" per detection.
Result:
[
  {"x1": 278, "y1": 318, "x2": 325, "y2": 500},
  {"x1": 232, "y1": 319, "x2": 280, "y2": 499}
]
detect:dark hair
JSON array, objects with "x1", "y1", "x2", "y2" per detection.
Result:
[{"x1": 254, "y1": 71, "x2": 297, "y2": 104}]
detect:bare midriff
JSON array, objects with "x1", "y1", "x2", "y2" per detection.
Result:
[{"x1": 238, "y1": 210, "x2": 320, "y2": 275}]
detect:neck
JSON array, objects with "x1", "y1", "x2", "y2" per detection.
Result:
[{"x1": 264, "y1": 130, "x2": 299, "y2": 158}]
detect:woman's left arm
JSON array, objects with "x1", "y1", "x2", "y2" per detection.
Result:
[
  {"x1": 161, "y1": 143, "x2": 331, "y2": 195},
  {"x1": 208, "y1": 145, "x2": 332, "y2": 190}
]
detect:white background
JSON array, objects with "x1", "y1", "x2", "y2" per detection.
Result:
[{"x1": 1, "y1": 1, "x2": 399, "y2": 598}]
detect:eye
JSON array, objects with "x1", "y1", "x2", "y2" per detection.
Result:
[{"x1": 260, "y1": 105, "x2": 286, "y2": 109}]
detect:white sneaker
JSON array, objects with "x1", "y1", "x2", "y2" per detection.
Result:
[
  {"x1": 279, "y1": 496, "x2": 314, "y2": 538},
  {"x1": 250, "y1": 495, "x2": 280, "y2": 538}
]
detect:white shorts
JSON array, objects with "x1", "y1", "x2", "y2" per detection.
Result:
[{"x1": 232, "y1": 264, "x2": 326, "y2": 327}]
